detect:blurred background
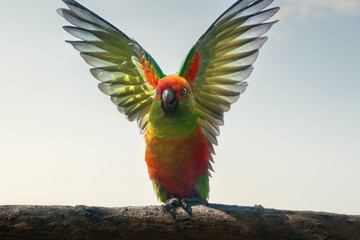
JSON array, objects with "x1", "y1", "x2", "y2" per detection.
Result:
[{"x1": 0, "y1": 0, "x2": 359, "y2": 215}]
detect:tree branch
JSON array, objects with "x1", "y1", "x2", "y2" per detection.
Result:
[{"x1": 0, "y1": 204, "x2": 359, "y2": 239}]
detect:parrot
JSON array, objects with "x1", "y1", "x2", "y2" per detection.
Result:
[{"x1": 57, "y1": 0, "x2": 278, "y2": 205}]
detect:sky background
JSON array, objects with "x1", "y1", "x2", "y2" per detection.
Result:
[{"x1": 0, "y1": 0, "x2": 359, "y2": 215}]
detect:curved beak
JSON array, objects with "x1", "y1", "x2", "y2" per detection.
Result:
[{"x1": 161, "y1": 88, "x2": 178, "y2": 114}]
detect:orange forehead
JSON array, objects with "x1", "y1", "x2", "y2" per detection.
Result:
[{"x1": 157, "y1": 75, "x2": 187, "y2": 91}]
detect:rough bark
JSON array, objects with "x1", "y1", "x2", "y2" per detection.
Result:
[{"x1": 0, "y1": 204, "x2": 359, "y2": 240}]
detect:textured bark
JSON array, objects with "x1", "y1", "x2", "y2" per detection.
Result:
[{"x1": 0, "y1": 204, "x2": 359, "y2": 240}]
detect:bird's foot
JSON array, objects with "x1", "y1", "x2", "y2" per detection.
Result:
[
  {"x1": 181, "y1": 197, "x2": 208, "y2": 207},
  {"x1": 163, "y1": 197, "x2": 181, "y2": 211}
]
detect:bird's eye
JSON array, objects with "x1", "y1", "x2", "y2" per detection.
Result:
[
  {"x1": 155, "y1": 88, "x2": 159, "y2": 95},
  {"x1": 180, "y1": 87, "x2": 187, "y2": 96}
]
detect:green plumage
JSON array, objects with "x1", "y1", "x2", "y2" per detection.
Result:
[{"x1": 58, "y1": 0, "x2": 279, "y2": 203}]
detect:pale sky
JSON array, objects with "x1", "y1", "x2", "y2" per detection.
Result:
[{"x1": 0, "y1": 0, "x2": 359, "y2": 215}]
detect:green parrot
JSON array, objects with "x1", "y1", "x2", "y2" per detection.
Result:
[{"x1": 58, "y1": 0, "x2": 278, "y2": 205}]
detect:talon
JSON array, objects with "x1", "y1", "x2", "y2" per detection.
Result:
[
  {"x1": 163, "y1": 198, "x2": 180, "y2": 210},
  {"x1": 181, "y1": 197, "x2": 208, "y2": 206}
]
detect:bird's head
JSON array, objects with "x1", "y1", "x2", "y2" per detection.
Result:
[
  {"x1": 148, "y1": 75, "x2": 197, "y2": 137},
  {"x1": 154, "y1": 75, "x2": 194, "y2": 116}
]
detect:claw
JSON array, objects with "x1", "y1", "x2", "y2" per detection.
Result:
[
  {"x1": 163, "y1": 198, "x2": 181, "y2": 211},
  {"x1": 181, "y1": 197, "x2": 208, "y2": 206}
]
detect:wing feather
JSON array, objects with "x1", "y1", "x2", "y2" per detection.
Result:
[
  {"x1": 58, "y1": 0, "x2": 165, "y2": 133},
  {"x1": 178, "y1": 0, "x2": 278, "y2": 169}
]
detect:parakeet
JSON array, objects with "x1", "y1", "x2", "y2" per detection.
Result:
[{"x1": 57, "y1": 0, "x2": 278, "y2": 204}]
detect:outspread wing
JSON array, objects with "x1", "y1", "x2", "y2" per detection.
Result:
[
  {"x1": 179, "y1": 0, "x2": 279, "y2": 156},
  {"x1": 57, "y1": 0, "x2": 165, "y2": 134}
]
